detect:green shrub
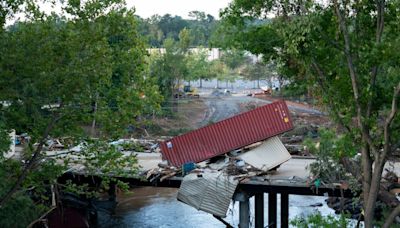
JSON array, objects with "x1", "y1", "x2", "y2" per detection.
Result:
[{"x1": 290, "y1": 212, "x2": 350, "y2": 228}]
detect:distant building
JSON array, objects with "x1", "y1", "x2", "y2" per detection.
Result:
[
  {"x1": 188, "y1": 48, "x2": 221, "y2": 61},
  {"x1": 147, "y1": 47, "x2": 260, "y2": 63},
  {"x1": 147, "y1": 48, "x2": 221, "y2": 61}
]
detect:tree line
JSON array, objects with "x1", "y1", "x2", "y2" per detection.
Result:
[{"x1": 136, "y1": 11, "x2": 218, "y2": 48}]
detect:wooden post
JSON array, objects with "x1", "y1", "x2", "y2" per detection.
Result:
[
  {"x1": 281, "y1": 193, "x2": 289, "y2": 228},
  {"x1": 268, "y1": 193, "x2": 277, "y2": 228},
  {"x1": 255, "y1": 193, "x2": 264, "y2": 228}
]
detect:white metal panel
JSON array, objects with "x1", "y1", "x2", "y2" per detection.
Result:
[
  {"x1": 238, "y1": 136, "x2": 291, "y2": 171},
  {"x1": 177, "y1": 172, "x2": 238, "y2": 218}
]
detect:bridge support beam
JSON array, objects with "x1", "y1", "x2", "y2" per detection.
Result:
[
  {"x1": 255, "y1": 193, "x2": 264, "y2": 228},
  {"x1": 234, "y1": 192, "x2": 250, "y2": 228},
  {"x1": 281, "y1": 193, "x2": 289, "y2": 228},
  {"x1": 268, "y1": 192, "x2": 277, "y2": 228}
]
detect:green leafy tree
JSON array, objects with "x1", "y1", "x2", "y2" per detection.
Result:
[
  {"x1": 188, "y1": 11, "x2": 217, "y2": 47},
  {"x1": 149, "y1": 31, "x2": 190, "y2": 112},
  {"x1": 0, "y1": 1, "x2": 161, "y2": 225},
  {"x1": 241, "y1": 60, "x2": 274, "y2": 89},
  {"x1": 138, "y1": 14, "x2": 166, "y2": 47},
  {"x1": 219, "y1": 49, "x2": 249, "y2": 87},
  {"x1": 221, "y1": 0, "x2": 400, "y2": 227},
  {"x1": 209, "y1": 59, "x2": 230, "y2": 88},
  {"x1": 136, "y1": 12, "x2": 219, "y2": 48},
  {"x1": 220, "y1": 49, "x2": 247, "y2": 70},
  {"x1": 186, "y1": 49, "x2": 212, "y2": 87},
  {"x1": 291, "y1": 211, "x2": 349, "y2": 228},
  {"x1": 158, "y1": 14, "x2": 189, "y2": 41}
]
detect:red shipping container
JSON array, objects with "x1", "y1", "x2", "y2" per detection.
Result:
[{"x1": 160, "y1": 100, "x2": 293, "y2": 167}]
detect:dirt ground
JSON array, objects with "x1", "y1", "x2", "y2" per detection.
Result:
[
  {"x1": 251, "y1": 94, "x2": 332, "y2": 128},
  {"x1": 149, "y1": 98, "x2": 208, "y2": 136}
]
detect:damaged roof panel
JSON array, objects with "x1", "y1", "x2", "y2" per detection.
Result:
[
  {"x1": 177, "y1": 173, "x2": 238, "y2": 218},
  {"x1": 238, "y1": 136, "x2": 291, "y2": 171},
  {"x1": 160, "y1": 100, "x2": 293, "y2": 167}
]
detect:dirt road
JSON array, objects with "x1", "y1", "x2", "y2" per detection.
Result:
[
  {"x1": 197, "y1": 93, "x2": 268, "y2": 127},
  {"x1": 196, "y1": 89, "x2": 323, "y2": 128}
]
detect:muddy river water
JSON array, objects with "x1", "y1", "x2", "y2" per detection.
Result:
[{"x1": 97, "y1": 186, "x2": 336, "y2": 228}]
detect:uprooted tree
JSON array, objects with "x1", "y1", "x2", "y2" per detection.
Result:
[
  {"x1": 221, "y1": 0, "x2": 400, "y2": 227},
  {"x1": 0, "y1": 0, "x2": 161, "y2": 226}
]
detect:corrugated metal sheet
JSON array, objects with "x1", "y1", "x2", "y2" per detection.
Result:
[
  {"x1": 238, "y1": 136, "x2": 291, "y2": 171},
  {"x1": 177, "y1": 173, "x2": 238, "y2": 217},
  {"x1": 160, "y1": 100, "x2": 293, "y2": 166}
]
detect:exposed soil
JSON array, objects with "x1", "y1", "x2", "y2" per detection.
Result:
[
  {"x1": 255, "y1": 94, "x2": 322, "y2": 112},
  {"x1": 149, "y1": 99, "x2": 208, "y2": 136},
  {"x1": 198, "y1": 95, "x2": 268, "y2": 126}
]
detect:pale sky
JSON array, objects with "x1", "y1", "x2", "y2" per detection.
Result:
[
  {"x1": 6, "y1": 0, "x2": 232, "y2": 26},
  {"x1": 126, "y1": 0, "x2": 232, "y2": 19}
]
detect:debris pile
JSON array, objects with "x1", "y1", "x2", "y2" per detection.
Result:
[
  {"x1": 152, "y1": 101, "x2": 296, "y2": 218},
  {"x1": 38, "y1": 137, "x2": 163, "y2": 153},
  {"x1": 109, "y1": 138, "x2": 162, "y2": 153},
  {"x1": 141, "y1": 136, "x2": 293, "y2": 218},
  {"x1": 144, "y1": 136, "x2": 292, "y2": 183},
  {"x1": 145, "y1": 163, "x2": 180, "y2": 183}
]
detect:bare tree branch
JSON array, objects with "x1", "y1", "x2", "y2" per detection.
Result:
[
  {"x1": 367, "y1": 0, "x2": 385, "y2": 117},
  {"x1": 333, "y1": 0, "x2": 360, "y2": 110},
  {"x1": 332, "y1": 0, "x2": 378, "y2": 152},
  {"x1": 0, "y1": 109, "x2": 63, "y2": 208},
  {"x1": 381, "y1": 82, "x2": 400, "y2": 161}
]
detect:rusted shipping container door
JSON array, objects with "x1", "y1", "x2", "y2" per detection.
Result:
[{"x1": 160, "y1": 100, "x2": 293, "y2": 166}]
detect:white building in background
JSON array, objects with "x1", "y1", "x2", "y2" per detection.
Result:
[
  {"x1": 188, "y1": 48, "x2": 221, "y2": 61},
  {"x1": 147, "y1": 48, "x2": 221, "y2": 61},
  {"x1": 147, "y1": 47, "x2": 261, "y2": 63},
  {"x1": 147, "y1": 48, "x2": 167, "y2": 55}
]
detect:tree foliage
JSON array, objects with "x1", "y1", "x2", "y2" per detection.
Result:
[
  {"x1": 241, "y1": 60, "x2": 275, "y2": 89},
  {"x1": 221, "y1": 0, "x2": 400, "y2": 226},
  {"x1": 291, "y1": 211, "x2": 349, "y2": 228},
  {"x1": 0, "y1": 0, "x2": 161, "y2": 224},
  {"x1": 137, "y1": 11, "x2": 218, "y2": 48},
  {"x1": 149, "y1": 36, "x2": 189, "y2": 103}
]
